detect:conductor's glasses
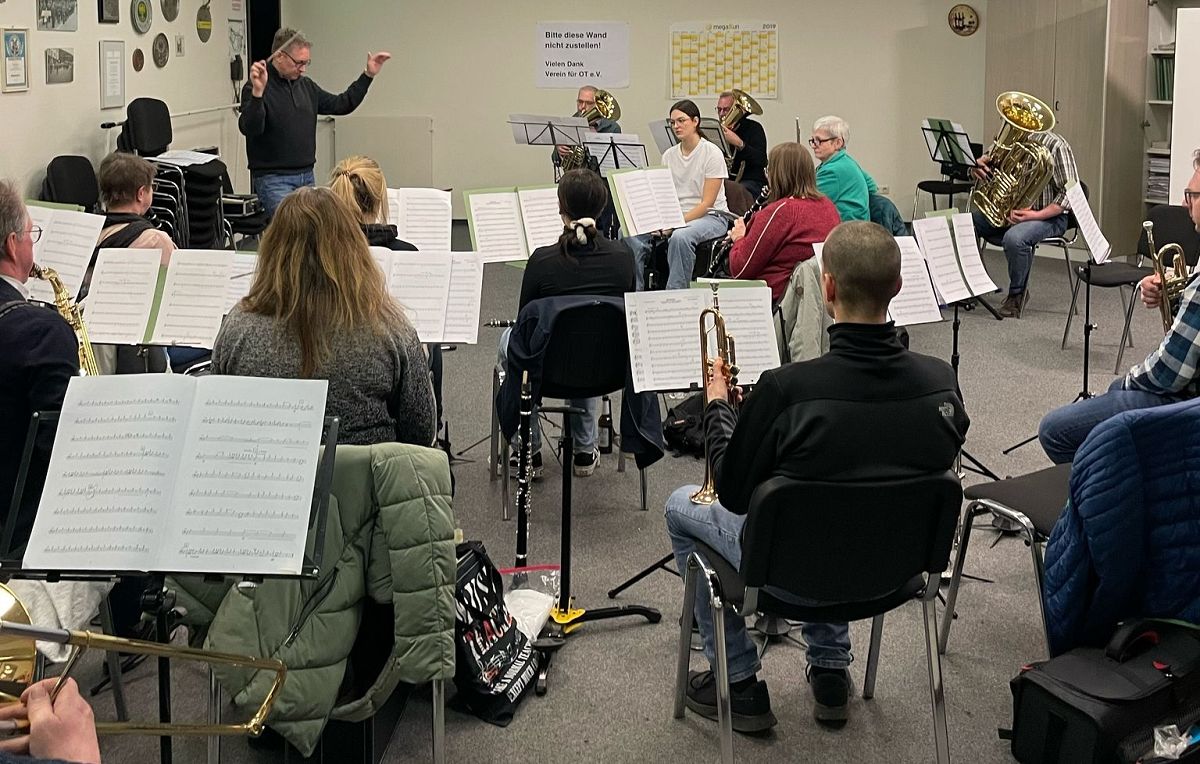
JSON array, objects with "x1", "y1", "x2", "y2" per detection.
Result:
[{"x1": 282, "y1": 49, "x2": 311, "y2": 69}]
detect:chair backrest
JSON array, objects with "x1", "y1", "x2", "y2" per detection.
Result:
[
  {"x1": 724, "y1": 180, "x2": 755, "y2": 216},
  {"x1": 42, "y1": 156, "x2": 99, "y2": 212},
  {"x1": 537, "y1": 300, "x2": 630, "y2": 400},
  {"x1": 1136, "y1": 203, "x2": 1200, "y2": 266},
  {"x1": 120, "y1": 98, "x2": 173, "y2": 156},
  {"x1": 740, "y1": 471, "x2": 962, "y2": 603}
]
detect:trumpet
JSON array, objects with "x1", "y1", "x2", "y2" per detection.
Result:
[
  {"x1": 691, "y1": 283, "x2": 739, "y2": 506},
  {"x1": 1144, "y1": 220, "x2": 1193, "y2": 334}
]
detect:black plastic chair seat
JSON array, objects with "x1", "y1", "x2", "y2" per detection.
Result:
[
  {"x1": 963, "y1": 463, "x2": 1070, "y2": 537},
  {"x1": 1078, "y1": 262, "x2": 1152, "y2": 288},
  {"x1": 917, "y1": 179, "x2": 972, "y2": 196}
]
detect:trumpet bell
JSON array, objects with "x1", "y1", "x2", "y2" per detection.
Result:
[{"x1": 0, "y1": 587, "x2": 36, "y2": 704}]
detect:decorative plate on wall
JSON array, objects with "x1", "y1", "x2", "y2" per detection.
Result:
[
  {"x1": 196, "y1": 1, "x2": 212, "y2": 43},
  {"x1": 152, "y1": 32, "x2": 169, "y2": 67},
  {"x1": 132, "y1": 48, "x2": 144, "y2": 72},
  {"x1": 130, "y1": 0, "x2": 152, "y2": 34},
  {"x1": 160, "y1": 0, "x2": 178, "y2": 22},
  {"x1": 948, "y1": 4, "x2": 979, "y2": 37}
]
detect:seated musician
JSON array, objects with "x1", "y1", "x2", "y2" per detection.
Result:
[
  {"x1": 810, "y1": 116, "x2": 877, "y2": 223},
  {"x1": 212, "y1": 186, "x2": 436, "y2": 446},
  {"x1": 626, "y1": 100, "x2": 730, "y2": 290},
  {"x1": 0, "y1": 678, "x2": 101, "y2": 764},
  {"x1": 666, "y1": 221, "x2": 968, "y2": 732},
  {"x1": 727, "y1": 142, "x2": 840, "y2": 302},
  {"x1": 554, "y1": 85, "x2": 623, "y2": 239},
  {"x1": 1039, "y1": 151, "x2": 1200, "y2": 464},
  {"x1": 717, "y1": 90, "x2": 768, "y2": 199},
  {"x1": 498, "y1": 168, "x2": 636, "y2": 477}
]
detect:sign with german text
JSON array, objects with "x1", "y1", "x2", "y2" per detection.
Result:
[{"x1": 535, "y1": 21, "x2": 629, "y2": 89}]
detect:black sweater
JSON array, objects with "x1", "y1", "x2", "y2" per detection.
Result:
[
  {"x1": 706, "y1": 322, "x2": 969, "y2": 514},
  {"x1": 239, "y1": 62, "x2": 372, "y2": 174},
  {"x1": 362, "y1": 223, "x2": 416, "y2": 251},
  {"x1": 518, "y1": 235, "x2": 636, "y2": 310},
  {"x1": 731, "y1": 118, "x2": 768, "y2": 186}
]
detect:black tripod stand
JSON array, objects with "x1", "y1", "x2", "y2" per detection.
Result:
[{"x1": 948, "y1": 301, "x2": 1001, "y2": 480}]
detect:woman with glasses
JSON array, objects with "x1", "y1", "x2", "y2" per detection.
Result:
[
  {"x1": 727, "y1": 142, "x2": 840, "y2": 302},
  {"x1": 810, "y1": 116, "x2": 877, "y2": 222},
  {"x1": 626, "y1": 100, "x2": 730, "y2": 290}
]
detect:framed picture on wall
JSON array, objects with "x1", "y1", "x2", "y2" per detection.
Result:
[
  {"x1": 99, "y1": 0, "x2": 119, "y2": 24},
  {"x1": 2, "y1": 28, "x2": 29, "y2": 93},
  {"x1": 99, "y1": 39, "x2": 124, "y2": 109}
]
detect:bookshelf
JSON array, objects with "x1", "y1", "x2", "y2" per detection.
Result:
[{"x1": 1144, "y1": 1, "x2": 1200, "y2": 209}]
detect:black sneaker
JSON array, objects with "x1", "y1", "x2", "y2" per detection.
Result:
[
  {"x1": 508, "y1": 449, "x2": 543, "y2": 479},
  {"x1": 685, "y1": 670, "x2": 777, "y2": 733},
  {"x1": 807, "y1": 665, "x2": 851, "y2": 728},
  {"x1": 572, "y1": 448, "x2": 599, "y2": 477}
]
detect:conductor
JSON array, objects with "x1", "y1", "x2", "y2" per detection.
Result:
[{"x1": 239, "y1": 28, "x2": 391, "y2": 215}]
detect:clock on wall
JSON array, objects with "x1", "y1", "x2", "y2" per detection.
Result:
[{"x1": 948, "y1": 4, "x2": 979, "y2": 37}]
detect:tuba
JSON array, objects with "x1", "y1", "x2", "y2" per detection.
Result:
[
  {"x1": 562, "y1": 90, "x2": 621, "y2": 173},
  {"x1": 691, "y1": 284, "x2": 739, "y2": 506},
  {"x1": 1144, "y1": 220, "x2": 1194, "y2": 334},
  {"x1": 969, "y1": 92, "x2": 1056, "y2": 228},
  {"x1": 30, "y1": 264, "x2": 98, "y2": 376},
  {"x1": 719, "y1": 90, "x2": 763, "y2": 178}
]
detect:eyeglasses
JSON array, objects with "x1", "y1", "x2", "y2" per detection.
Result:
[
  {"x1": 1185, "y1": 190, "x2": 1200, "y2": 205},
  {"x1": 281, "y1": 49, "x2": 311, "y2": 68},
  {"x1": 669, "y1": 117, "x2": 694, "y2": 127},
  {"x1": 808, "y1": 136, "x2": 837, "y2": 148},
  {"x1": 27, "y1": 225, "x2": 42, "y2": 244}
]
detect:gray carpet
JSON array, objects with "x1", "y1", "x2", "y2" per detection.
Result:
[{"x1": 89, "y1": 241, "x2": 1162, "y2": 763}]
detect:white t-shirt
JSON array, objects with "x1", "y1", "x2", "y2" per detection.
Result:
[{"x1": 664, "y1": 138, "x2": 729, "y2": 216}]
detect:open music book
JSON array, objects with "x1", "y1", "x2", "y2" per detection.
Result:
[
  {"x1": 24, "y1": 374, "x2": 328, "y2": 575},
  {"x1": 1065, "y1": 181, "x2": 1111, "y2": 264},
  {"x1": 624, "y1": 284, "x2": 780, "y2": 392},
  {"x1": 463, "y1": 186, "x2": 564, "y2": 263},
  {"x1": 83, "y1": 249, "x2": 235, "y2": 348},
  {"x1": 607, "y1": 166, "x2": 687, "y2": 236},
  {"x1": 912, "y1": 215, "x2": 998, "y2": 305},
  {"x1": 26, "y1": 206, "x2": 106, "y2": 304},
  {"x1": 384, "y1": 188, "x2": 453, "y2": 252},
  {"x1": 369, "y1": 247, "x2": 484, "y2": 344}
]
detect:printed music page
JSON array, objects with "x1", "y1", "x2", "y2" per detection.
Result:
[
  {"x1": 913, "y1": 217, "x2": 972, "y2": 305},
  {"x1": 25, "y1": 374, "x2": 198, "y2": 572},
  {"x1": 149, "y1": 250, "x2": 234, "y2": 348},
  {"x1": 225, "y1": 252, "x2": 259, "y2": 314},
  {"x1": 443, "y1": 252, "x2": 484, "y2": 344},
  {"x1": 610, "y1": 170, "x2": 660, "y2": 236},
  {"x1": 465, "y1": 189, "x2": 528, "y2": 263},
  {"x1": 949, "y1": 214, "x2": 998, "y2": 296},
  {"x1": 82, "y1": 249, "x2": 161, "y2": 344},
  {"x1": 703, "y1": 285, "x2": 780, "y2": 385},
  {"x1": 369, "y1": 246, "x2": 393, "y2": 285},
  {"x1": 386, "y1": 189, "x2": 402, "y2": 234},
  {"x1": 1065, "y1": 182, "x2": 1111, "y2": 264},
  {"x1": 624, "y1": 289, "x2": 707, "y2": 392},
  {"x1": 394, "y1": 188, "x2": 453, "y2": 252},
  {"x1": 889, "y1": 237, "x2": 944, "y2": 326},
  {"x1": 164, "y1": 376, "x2": 326, "y2": 575},
  {"x1": 517, "y1": 185, "x2": 565, "y2": 253},
  {"x1": 387, "y1": 251, "x2": 454, "y2": 343},
  {"x1": 646, "y1": 167, "x2": 687, "y2": 229},
  {"x1": 27, "y1": 207, "x2": 106, "y2": 304}
]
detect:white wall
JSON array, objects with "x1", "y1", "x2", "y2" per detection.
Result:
[
  {"x1": 284, "y1": 0, "x2": 988, "y2": 218},
  {"x1": 0, "y1": 1, "x2": 246, "y2": 196}
]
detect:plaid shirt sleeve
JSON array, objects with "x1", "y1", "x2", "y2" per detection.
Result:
[
  {"x1": 1038, "y1": 132, "x2": 1079, "y2": 211},
  {"x1": 1124, "y1": 278, "x2": 1200, "y2": 396}
]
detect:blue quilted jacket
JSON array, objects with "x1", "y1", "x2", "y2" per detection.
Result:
[{"x1": 1043, "y1": 397, "x2": 1200, "y2": 655}]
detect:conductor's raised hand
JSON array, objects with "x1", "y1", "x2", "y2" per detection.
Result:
[
  {"x1": 249, "y1": 60, "x2": 268, "y2": 97},
  {"x1": 365, "y1": 51, "x2": 392, "y2": 77}
]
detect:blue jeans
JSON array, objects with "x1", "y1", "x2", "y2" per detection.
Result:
[
  {"x1": 627, "y1": 214, "x2": 730, "y2": 290},
  {"x1": 971, "y1": 210, "x2": 1068, "y2": 295},
  {"x1": 665, "y1": 486, "x2": 852, "y2": 683},
  {"x1": 497, "y1": 327, "x2": 600, "y2": 454},
  {"x1": 253, "y1": 169, "x2": 316, "y2": 216},
  {"x1": 1038, "y1": 378, "x2": 1187, "y2": 464}
]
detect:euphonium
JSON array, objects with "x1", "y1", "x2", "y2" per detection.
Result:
[
  {"x1": 691, "y1": 284, "x2": 739, "y2": 506},
  {"x1": 562, "y1": 90, "x2": 621, "y2": 172},
  {"x1": 719, "y1": 89, "x2": 763, "y2": 178},
  {"x1": 970, "y1": 91, "x2": 1056, "y2": 228},
  {"x1": 1144, "y1": 220, "x2": 1193, "y2": 334},
  {"x1": 30, "y1": 264, "x2": 98, "y2": 376},
  {"x1": 0, "y1": 582, "x2": 285, "y2": 736}
]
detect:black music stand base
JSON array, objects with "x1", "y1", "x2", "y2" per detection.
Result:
[
  {"x1": 948, "y1": 302, "x2": 1001, "y2": 481},
  {"x1": 607, "y1": 552, "x2": 678, "y2": 599}
]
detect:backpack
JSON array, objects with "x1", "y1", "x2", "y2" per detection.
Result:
[{"x1": 662, "y1": 392, "x2": 707, "y2": 459}]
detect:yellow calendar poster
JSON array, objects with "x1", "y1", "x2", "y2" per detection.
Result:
[{"x1": 670, "y1": 22, "x2": 778, "y2": 99}]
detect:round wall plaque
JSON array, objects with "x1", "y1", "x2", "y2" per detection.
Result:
[
  {"x1": 160, "y1": 0, "x2": 178, "y2": 22},
  {"x1": 152, "y1": 32, "x2": 169, "y2": 67},
  {"x1": 130, "y1": 0, "x2": 152, "y2": 34},
  {"x1": 948, "y1": 4, "x2": 979, "y2": 36},
  {"x1": 132, "y1": 48, "x2": 144, "y2": 72},
  {"x1": 196, "y1": 2, "x2": 212, "y2": 43}
]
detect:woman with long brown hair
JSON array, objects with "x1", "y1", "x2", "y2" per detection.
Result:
[
  {"x1": 212, "y1": 186, "x2": 435, "y2": 446},
  {"x1": 728, "y1": 142, "x2": 841, "y2": 301}
]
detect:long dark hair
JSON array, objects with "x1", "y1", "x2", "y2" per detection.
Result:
[
  {"x1": 669, "y1": 99, "x2": 705, "y2": 141},
  {"x1": 556, "y1": 169, "x2": 608, "y2": 258}
]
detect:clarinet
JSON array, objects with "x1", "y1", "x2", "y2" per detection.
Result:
[
  {"x1": 485, "y1": 319, "x2": 516, "y2": 327},
  {"x1": 514, "y1": 370, "x2": 533, "y2": 569},
  {"x1": 706, "y1": 185, "x2": 771, "y2": 279}
]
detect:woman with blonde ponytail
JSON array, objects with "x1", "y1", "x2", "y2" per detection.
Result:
[{"x1": 329, "y1": 155, "x2": 417, "y2": 252}]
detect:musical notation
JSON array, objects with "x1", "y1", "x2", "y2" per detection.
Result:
[
  {"x1": 467, "y1": 191, "x2": 528, "y2": 262},
  {"x1": 82, "y1": 249, "x2": 162, "y2": 344},
  {"x1": 151, "y1": 249, "x2": 235, "y2": 348},
  {"x1": 625, "y1": 290, "x2": 707, "y2": 392},
  {"x1": 389, "y1": 188, "x2": 453, "y2": 252},
  {"x1": 611, "y1": 168, "x2": 687, "y2": 236},
  {"x1": 1065, "y1": 182, "x2": 1111, "y2": 264},
  {"x1": 27, "y1": 206, "x2": 106, "y2": 304},
  {"x1": 517, "y1": 186, "x2": 564, "y2": 252},
  {"x1": 444, "y1": 253, "x2": 484, "y2": 344},
  {"x1": 386, "y1": 252, "x2": 454, "y2": 343},
  {"x1": 950, "y1": 214, "x2": 1000, "y2": 295},
  {"x1": 913, "y1": 217, "x2": 972, "y2": 305},
  {"x1": 890, "y1": 237, "x2": 945, "y2": 326}
]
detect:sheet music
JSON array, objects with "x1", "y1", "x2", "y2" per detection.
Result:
[
  {"x1": 517, "y1": 186, "x2": 564, "y2": 253},
  {"x1": 706, "y1": 286, "x2": 780, "y2": 385},
  {"x1": 225, "y1": 252, "x2": 258, "y2": 314},
  {"x1": 912, "y1": 217, "x2": 971, "y2": 304},
  {"x1": 889, "y1": 237, "x2": 944, "y2": 326},
  {"x1": 25, "y1": 375, "x2": 197, "y2": 572},
  {"x1": 624, "y1": 290, "x2": 707, "y2": 392},
  {"x1": 612, "y1": 168, "x2": 685, "y2": 235},
  {"x1": 1065, "y1": 182, "x2": 1111, "y2": 264},
  {"x1": 153, "y1": 149, "x2": 218, "y2": 167},
  {"x1": 82, "y1": 249, "x2": 161, "y2": 344},
  {"x1": 466, "y1": 191, "x2": 527, "y2": 262},
  {"x1": 150, "y1": 250, "x2": 234, "y2": 348},
  {"x1": 27, "y1": 207, "x2": 106, "y2": 304},
  {"x1": 646, "y1": 167, "x2": 688, "y2": 227},
  {"x1": 165, "y1": 376, "x2": 326, "y2": 575},
  {"x1": 386, "y1": 189, "x2": 402, "y2": 233},
  {"x1": 950, "y1": 213, "x2": 999, "y2": 294},
  {"x1": 393, "y1": 188, "x2": 453, "y2": 252},
  {"x1": 583, "y1": 132, "x2": 648, "y2": 176},
  {"x1": 387, "y1": 251, "x2": 453, "y2": 343},
  {"x1": 443, "y1": 252, "x2": 484, "y2": 344}
]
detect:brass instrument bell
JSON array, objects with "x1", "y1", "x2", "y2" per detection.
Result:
[{"x1": 969, "y1": 91, "x2": 1056, "y2": 228}]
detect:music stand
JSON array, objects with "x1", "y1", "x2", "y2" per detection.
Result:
[
  {"x1": 921, "y1": 118, "x2": 977, "y2": 174},
  {"x1": 649, "y1": 117, "x2": 731, "y2": 157},
  {"x1": 508, "y1": 113, "x2": 589, "y2": 150},
  {"x1": 583, "y1": 133, "x2": 649, "y2": 176}
]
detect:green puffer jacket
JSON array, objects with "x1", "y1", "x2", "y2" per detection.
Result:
[{"x1": 169, "y1": 443, "x2": 456, "y2": 756}]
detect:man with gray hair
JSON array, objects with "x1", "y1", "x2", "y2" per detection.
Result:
[
  {"x1": 239, "y1": 28, "x2": 392, "y2": 215},
  {"x1": 809, "y1": 115, "x2": 877, "y2": 222},
  {"x1": 0, "y1": 181, "x2": 78, "y2": 547}
]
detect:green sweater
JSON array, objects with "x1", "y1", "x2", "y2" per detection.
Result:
[{"x1": 816, "y1": 149, "x2": 877, "y2": 222}]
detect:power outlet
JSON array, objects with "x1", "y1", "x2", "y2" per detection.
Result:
[{"x1": 877, "y1": 184, "x2": 890, "y2": 195}]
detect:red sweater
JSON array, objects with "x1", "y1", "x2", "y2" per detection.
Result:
[{"x1": 728, "y1": 196, "x2": 841, "y2": 301}]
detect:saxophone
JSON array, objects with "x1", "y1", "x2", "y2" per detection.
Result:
[{"x1": 30, "y1": 264, "x2": 99, "y2": 375}]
